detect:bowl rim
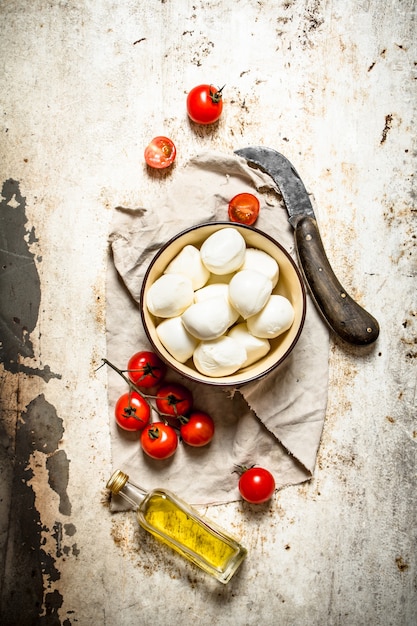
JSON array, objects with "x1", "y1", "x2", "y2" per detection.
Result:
[{"x1": 139, "y1": 221, "x2": 306, "y2": 387}]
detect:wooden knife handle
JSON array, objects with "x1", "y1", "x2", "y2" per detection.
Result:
[{"x1": 294, "y1": 215, "x2": 380, "y2": 345}]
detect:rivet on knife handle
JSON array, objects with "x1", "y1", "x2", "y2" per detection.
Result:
[{"x1": 294, "y1": 215, "x2": 380, "y2": 345}]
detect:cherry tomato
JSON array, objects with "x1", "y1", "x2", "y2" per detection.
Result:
[
  {"x1": 186, "y1": 84, "x2": 224, "y2": 125},
  {"x1": 144, "y1": 136, "x2": 176, "y2": 169},
  {"x1": 155, "y1": 383, "x2": 193, "y2": 418},
  {"x1": 228, "y1": 193, "x2": 260, "y2": 226},
  {"x1": 180, "y1": 411, "x2": 215, "y2": 447},
  {"x1": 114, "y1": 391, "x2": 151, "y2": 432},
  {"x1": 140, "y1": 422, "x2": 178, "y2": 459},
  {"x1": 127, "y1": 351, "x2": 166, "y2": 389},
  {"x1": 238, "y1": 466, "x2": 276, "y2": 504}
]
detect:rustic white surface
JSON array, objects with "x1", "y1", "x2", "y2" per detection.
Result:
[{"x1": 1, "y1": 1, "x2": 416, "y2": 625}]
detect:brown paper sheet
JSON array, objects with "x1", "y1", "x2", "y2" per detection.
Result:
[{"x1": 106, "y1": 153, "x2": 329, "y2": 508}]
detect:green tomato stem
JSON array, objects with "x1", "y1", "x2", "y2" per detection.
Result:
[
  {"x1": 101, "y1": 358, "x2": 189, "y2": 427},
  {"x1": 101, "y1": 358, "x2": 147, "y2": 398},
  {"x1": 209, "y1": 84, "x2": 225, "y2": 103}
]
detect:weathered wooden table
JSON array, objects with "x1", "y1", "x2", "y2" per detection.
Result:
[{"x1": 1, "y1": 2, "x2": 416, "y2": 624}]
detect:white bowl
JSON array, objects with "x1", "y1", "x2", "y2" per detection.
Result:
[{"x1": 140, "y1": 222, "x2": 306, "y2": 387}]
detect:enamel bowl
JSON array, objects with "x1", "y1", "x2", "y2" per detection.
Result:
[{"x1": 140, "y1": 222, "x2": 306, "y2": 387}]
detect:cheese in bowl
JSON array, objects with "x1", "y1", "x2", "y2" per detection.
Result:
[{"x1": 140, "y1": 222, "x2": 306, "y2": 387}]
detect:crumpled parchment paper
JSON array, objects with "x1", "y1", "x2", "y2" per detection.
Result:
[{"x1": 106, "y1": 152, "x2": 329, "y2": 508}]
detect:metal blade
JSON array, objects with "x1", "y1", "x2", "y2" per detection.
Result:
[{"x1": 235, "y1": 146, "x2": 315, "y2": 227}]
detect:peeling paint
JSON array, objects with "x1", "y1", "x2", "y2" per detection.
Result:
[
  {"x1": 0, "y1": 394, "x2": 72, "y2": 625},
  {"x1": 0, "y1": 179, "x2": 60, "y2": 381},
  {"x1": 46, "y1": 450, "x2": 71, "y2": 517}
]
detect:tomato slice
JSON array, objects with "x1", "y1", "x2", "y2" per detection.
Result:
[
  {"x1": 144, "y1": 136, "x2": 176, "y2": 169},
  {"x1": 228, "y1": 193, "x2": 260, "y2": 226}
]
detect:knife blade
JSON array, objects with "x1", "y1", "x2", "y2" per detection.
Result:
[{"x1": 235, "y1": 146, "x2": 379, "y2": 346}]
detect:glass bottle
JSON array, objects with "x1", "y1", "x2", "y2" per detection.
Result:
[{"x1": 106, "y1": 469, "x2": 247, "y2": 584}]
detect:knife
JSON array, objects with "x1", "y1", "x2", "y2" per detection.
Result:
[{"x1": 235, "y1": 146, "x2": 380, "y2": 346}]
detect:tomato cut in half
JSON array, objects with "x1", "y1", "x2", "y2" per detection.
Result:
[
  {"x1": 186, "y1": 84, "x2": 224, "y2": 125},
  {"x1": 127, "y1": 351, "x2": 167, "y2": 389},
  {"x1": 180, "y1": 411, "x2": 215, "y2": 447},
  {"x1": 114, "y1": 391, "x2": 151, "y2": 432},
  {"x1": 237, "y1": 466, "x2": 276, "y2": 504},
  {"x1": 144, "y1": 136, "x2": 176, "y2": 169},
  {"x1": 228, "y1": 193, "x2": 260, "y2": 226},
  {"x1": 140, "y1": 422, "x2": 178, "y2": 459}
]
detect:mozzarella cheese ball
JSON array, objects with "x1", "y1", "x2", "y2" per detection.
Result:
[
  {"x1": 194, "y1": 282, "x2": 229, "y2": 303},
  {"x1": 241, "y1": 248, "x2": 279, "y2": 288},
  {"x1": 228, "y1": 323, "x2": 270, "y2": 367},
  {"x1": 193, "y1": 336, "x2": 247, "y2": 377},
  {"x1": 200, "y1": 227, "x2": 246, "y2": 275},
  {"x1": 182, "y1": 296, "x2": 237, "y2": 340},
  {"x1": 164, "y1": 244, "x2": 210, "y2": 290},
  {"x1": 156, "y1": 316, "x2": 198, "y2": 363},
  {"x1": 228, "y1": 270, "x2": 273, "y2": 319},
  {"x1": 194, "y1": 283, "x2": 239, "y2": 324},
  {"x1": 146, "y1": 273, "x2": 194, "y2": 318},
  {"x1": 205, "y1": 272, "x2": 235, "y2": 285},
  {"x1": 247, "y1": 294, "x2": 295, "y2": 338}
]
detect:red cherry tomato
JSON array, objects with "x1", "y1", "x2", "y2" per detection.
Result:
[
  {"x1": 186, "y1": 84, "x2": 224, "y2": 125},
  {"x1": 180, "y1": 411, "x2": 215, "y2": 447},
  {"x1": 155, "y1": 383, "x2": 193, "y2": 418},
  {"x1": 144, "y1": 136, "x2": 176, "y2": 169},
  {"x1": 140, "y1": 422, "x2": 178, "y2": 459},
  {"x1": 127, "y1": 351, "x2": 166, "y2": 389},
  {"x1": 238, "y1": 466, "x2": 276, "y2": 504},
  {"x1": 228, "y1": 193, "x2": 260, "y2": 226},
  {"x1": 114, "y1": 391, "x2": 151, "y2": 432}
]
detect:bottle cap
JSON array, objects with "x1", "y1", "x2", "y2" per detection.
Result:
[{"x1": 106, "y1": 469, "x2": 128, "y2": 494}]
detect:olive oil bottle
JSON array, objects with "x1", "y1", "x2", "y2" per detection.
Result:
[{"x1": 106, "y1": 470, "x2": 247, "y2": 584}]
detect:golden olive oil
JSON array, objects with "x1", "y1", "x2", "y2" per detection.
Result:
[{"x1": 107, "y1": 470, "x2": 247, "y2": 584}]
